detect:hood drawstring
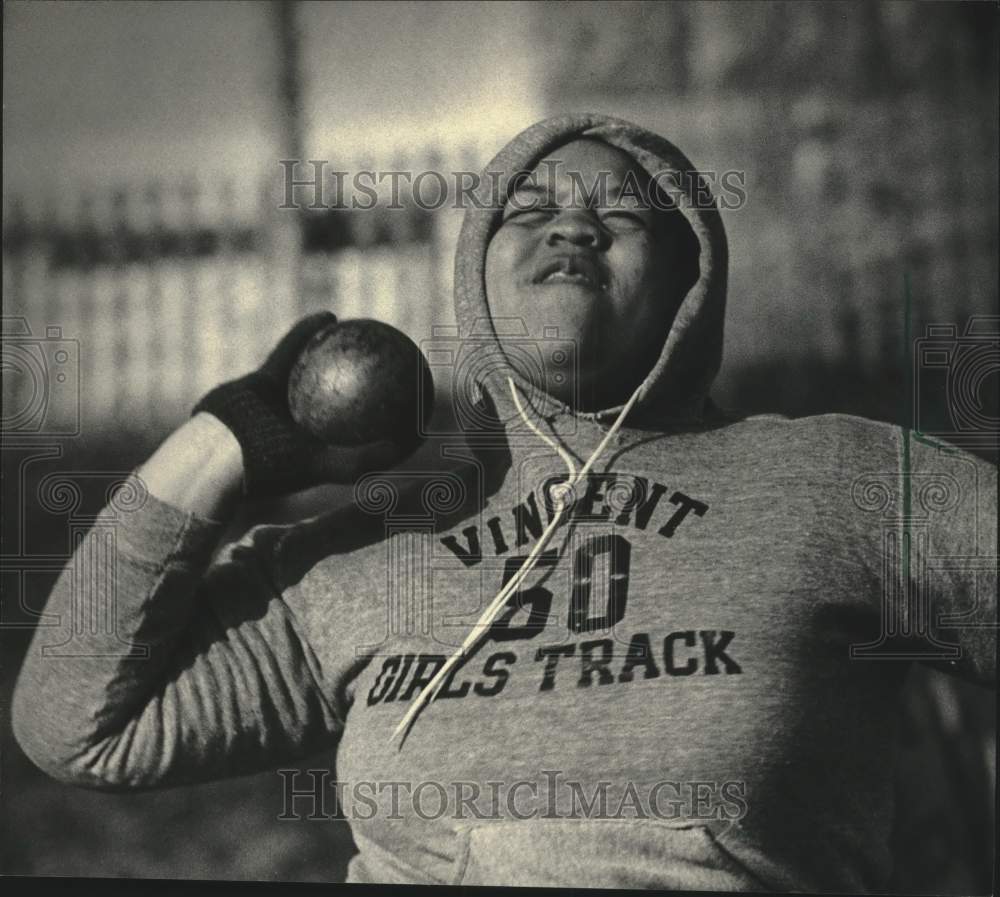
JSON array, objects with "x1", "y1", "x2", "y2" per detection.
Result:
[{"x1": 390, "y1": 375, "x2": 645, "y2": 747}]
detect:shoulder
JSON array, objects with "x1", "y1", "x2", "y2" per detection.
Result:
[
  {"x1": 228, "y1": 465, "x2": 486, "y2": 591},
  {"x1": 716, "y1": 411, "x2": 996, "y2": 487},
  {"x1": 705, "y1": 409, "x2": 902, "y2": 461},
  {"x1": 724, "y1": 409, "x2": 896, "y2": 436},
  {"x1": 207, "y1": 499, "x2": 394, "y2": 597}
]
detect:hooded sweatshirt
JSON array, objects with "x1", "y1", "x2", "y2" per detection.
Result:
[{"x1": 12, "y1": 114, "x2": 998, "y2": 892}]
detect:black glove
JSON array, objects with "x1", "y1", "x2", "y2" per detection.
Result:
[{"x1": 193, "y1": 312, "x2": 399, "y2": 499}]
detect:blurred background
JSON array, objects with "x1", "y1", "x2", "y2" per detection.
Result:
[{"x1": 2, "y1": 0, "x2": 997, "y2": 891}]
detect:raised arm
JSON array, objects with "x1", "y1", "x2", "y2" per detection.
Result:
[
  {"x1": 11, "y1": 467, "x2": 342, "y2": 790},
  {"x1": 11, "y1": 313, "x2": 398, "y2": 789}
]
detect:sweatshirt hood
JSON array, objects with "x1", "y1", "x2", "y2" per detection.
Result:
[
  {"x1": 391, "y1": 116, "x2": 730, "y2": 744},
  {"x1": 453, "y1": 112, "x2": 729, "y2": 429}
]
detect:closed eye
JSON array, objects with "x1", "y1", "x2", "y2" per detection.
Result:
[
  {"x1": 599, "y1": 210, "x2": 648, "y2": 231},
  {"x1": 504, "y1": 208, "x2": 557, "y2": 226}
]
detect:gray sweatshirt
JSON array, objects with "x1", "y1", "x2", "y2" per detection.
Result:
[{"x1": 12, "y1": 114, "x2": 998, "y2": 892}]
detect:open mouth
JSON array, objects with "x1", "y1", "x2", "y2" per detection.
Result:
[{"x1": 533, "y1": 256, "x2": 606, "y2": 290}]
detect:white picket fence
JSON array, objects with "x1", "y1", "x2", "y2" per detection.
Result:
[{"x1": 2, "y1": 161, "x2": 469, "y2": 438}]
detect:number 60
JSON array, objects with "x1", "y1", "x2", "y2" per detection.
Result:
[{"x1": 489, "y1": 534, "x2": 632, "y2": 640}]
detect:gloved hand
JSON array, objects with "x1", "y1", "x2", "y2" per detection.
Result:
[{"x1": 192, "y1": 312, "x2": 398, "y2": 498}]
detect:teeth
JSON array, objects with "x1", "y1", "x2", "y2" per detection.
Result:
[{"x1": 543, "y1": 271, "x2": 591, "y2": 285}]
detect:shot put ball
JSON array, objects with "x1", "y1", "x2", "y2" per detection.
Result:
[{"x1": 287, "y1": 318, "x2": 434, "y2": 452}]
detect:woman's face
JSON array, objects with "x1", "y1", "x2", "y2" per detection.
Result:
[{"x1": 485, "y1": 138, "x2": 682, "y2": 411}]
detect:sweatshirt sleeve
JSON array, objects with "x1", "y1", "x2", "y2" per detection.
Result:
[
  {"x1": 912, "y1": 435, "x2": 998, "y2": 686},
  {"x1": 10, "y1": 476, "x2": 343, "y2": 791},
  {"x1": 854, "y1": 426, "x2": 998, "y2": 687}
]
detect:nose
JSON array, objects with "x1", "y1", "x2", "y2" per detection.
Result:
[{"x1": 545, "y1": 209, "x2": 609, "y2": 250}]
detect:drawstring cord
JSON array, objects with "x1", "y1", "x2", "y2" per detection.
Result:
[{"x1": 389, "y1": 375, "x2": 644, "y2": 747}]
